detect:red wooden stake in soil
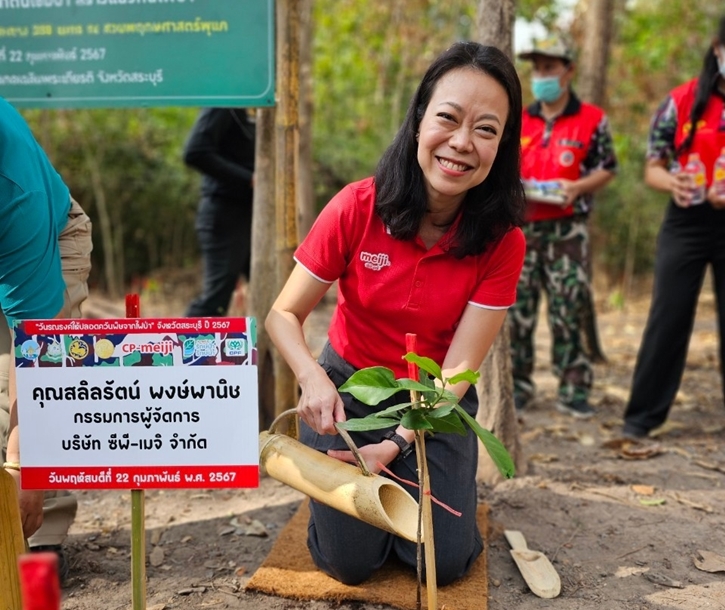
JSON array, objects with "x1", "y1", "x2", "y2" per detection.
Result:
[
  {"x1": 18, "y1": 553, "x2": 60, "y2": 610},
  {"x1": 126, "y1": 293, "x2": 141, "y2": 318}
]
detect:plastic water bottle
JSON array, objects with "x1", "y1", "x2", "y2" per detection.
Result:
[
  {"x1": 714, "y1": 146, "x2": 725, "y2": 198},
  {"x1": 684, "y1": 152, "x2": 706, "y2": 205}
]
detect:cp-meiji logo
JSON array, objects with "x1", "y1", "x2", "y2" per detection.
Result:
[{"x1": 360, "y1": 251, "x2": 391, "y2": 271}]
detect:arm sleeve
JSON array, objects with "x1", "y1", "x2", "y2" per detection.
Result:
[
  {"x1": 645, "y1": 95, "x2": 678, "y2": 162},
  {"x1": 469, "y1": 227, "x2": 526, "y2": 309},
  {"x1": 0, "y1": 190, "x2": 64, "y2": 324},
  {"x1": 183, "y1": 108, "x2": 254, "y2": 186},
  {"x1": 582, "y1": 114, "x2": 618, "y2": 174},
  {"x1": 294, "y1": 184, "x2": 358, "y2": 282}
]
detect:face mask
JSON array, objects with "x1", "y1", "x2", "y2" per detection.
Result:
[{"x1": 531, "y1": 75, "x2": 563, "y2": 103}]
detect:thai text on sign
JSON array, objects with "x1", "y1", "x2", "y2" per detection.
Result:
[{"x1": 13, "y1": 317, "x2": 259, "y2": 490}]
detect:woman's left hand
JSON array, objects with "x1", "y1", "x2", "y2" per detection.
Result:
[
  {"x1": 328, "y1": 440, "x2": 400, "y2": 474},
  {"x1": 707, "y1": 184, "x2": 725, "y2": 209}
]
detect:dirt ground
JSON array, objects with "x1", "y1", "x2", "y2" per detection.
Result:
[{"x1": 57, "y1": 280, "x2": 725, "y2": 610}]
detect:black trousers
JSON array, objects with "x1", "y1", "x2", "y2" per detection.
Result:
[
  {"x1": 624, "y1": 201, "x2": 725, "y2": 432},
  {"x1": 186, "y1": 196, "x2": 252, "y2": 317},
  {"x1": 300, "y1": 343, "x2": 483, "y2": 586}
]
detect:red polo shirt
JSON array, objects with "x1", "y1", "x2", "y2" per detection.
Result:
[{"x1": 295, "y1": 177, "x2": 525, "y2": 378}]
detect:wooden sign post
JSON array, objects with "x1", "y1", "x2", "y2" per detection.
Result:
[{"x1": 0, "y1": 467, "x2": 25, "y2": 610}]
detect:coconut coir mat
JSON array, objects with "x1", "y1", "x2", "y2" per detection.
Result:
[{"x1": 246, "y1": 500, "x2": 488, "y2": 610}]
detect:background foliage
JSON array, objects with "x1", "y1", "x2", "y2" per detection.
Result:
[{"x1": 16, "y1": 0, "x2": 723, "y2": 299}]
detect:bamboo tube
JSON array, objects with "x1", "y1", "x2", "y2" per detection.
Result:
[{"x1": 259, "y1": 431, "x2": 420, "y2": 541}]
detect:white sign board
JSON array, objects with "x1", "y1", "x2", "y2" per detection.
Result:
[{"x1": 13, "y1": 317, "x2": 259, "y2": 490}]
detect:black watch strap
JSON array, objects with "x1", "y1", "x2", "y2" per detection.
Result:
[{"x1": 383, "y1": 431, "x2": 413, "y2": 460}]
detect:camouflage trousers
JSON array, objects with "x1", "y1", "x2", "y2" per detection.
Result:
[{"x1": 508, "y1": 216, "x2": 593, "y2": 406}]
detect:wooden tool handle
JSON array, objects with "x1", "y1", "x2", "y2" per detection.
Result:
[{"x1": 504, "y1": 530, "x2": 529, "y2": 551}]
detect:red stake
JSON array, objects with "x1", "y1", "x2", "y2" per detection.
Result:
[
  {"x1": 125, "y1": 293, "x2": 141, "y2": 318},
  {"x1": 405, "y1": 333, "x2": 418, "y2": 379},
  {"x1": 18, "y1": 553, "x2": 60, "y2": 610}
]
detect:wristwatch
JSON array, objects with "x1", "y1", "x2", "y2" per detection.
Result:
[{"x1": 382, "y1": 430, "x2": 414, "y2": 461}]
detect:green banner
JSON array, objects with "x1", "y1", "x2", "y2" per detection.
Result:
[{"x1": 0, "y1": 0, "x2": 275, "y2": 108}]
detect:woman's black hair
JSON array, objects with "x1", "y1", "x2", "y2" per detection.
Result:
[
  {"x1": 373, "y1": 41, "x2": 525, "y2": 258},
  {"x1": 676, "y1": 16, "x2": 725, "y2": 155}
]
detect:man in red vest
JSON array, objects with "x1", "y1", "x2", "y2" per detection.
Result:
[{"x1": 510, "y1": 35, "x2": 617, "y2": 418}]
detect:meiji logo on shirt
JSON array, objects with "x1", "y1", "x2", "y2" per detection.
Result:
[{"x1": 360, "y1": 251, "x2": 391, "y2": 271}]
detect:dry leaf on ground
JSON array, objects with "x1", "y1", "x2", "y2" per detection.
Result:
[
  {"x1": 694, "y1": 550, "x2": 725, "y2": 573},
  {"x1": 631, "y1": 485, "x2": 655, "y2": 496}
]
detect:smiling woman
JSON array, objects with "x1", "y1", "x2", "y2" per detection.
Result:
[
  {"x1": 415, "y1": 67, "x2": 509, "y2": 240},
  {"x1": 265, "y1": 41, "x2": 526, "y2": 588}
]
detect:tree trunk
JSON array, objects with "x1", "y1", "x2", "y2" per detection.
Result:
[
  {"x1": 577, "y1": 0, "x2": 615, "y2": 107},
  {"x1": 272, "y1": 0, "x2": 302, "y2": 419},
  {"x1": 475, "y1": 0, "x2": 525, "y2": 484},
  {"x1": 249, "y1": 108, "x2": 278, "y2": 430},
  {"x1": 476, "y1": 0, "x2": 515, "y2": 59},
  {"x1": 297, "y1": 0, "x2": 314, "y2": 241},
  {"x1": 575, "y1": 0, "x2": 616, "y2": 364},
  {"x1": 85, "y1": 147, "x2": 120, "y2": 299}
]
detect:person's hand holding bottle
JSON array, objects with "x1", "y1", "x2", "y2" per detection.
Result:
[
  {"x1": 669, "y1": 163, "x2": 696, "y2": 208},
  {"x1": 707, "y1": 181, "x2": 725, "y2": 209}
]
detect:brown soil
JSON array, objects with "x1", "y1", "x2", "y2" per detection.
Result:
[{"x1": 58, "y1": 282, "x2": 724, "y2": 610}]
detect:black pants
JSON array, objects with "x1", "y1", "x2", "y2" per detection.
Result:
[
  {"x1": 299, "y1": 343, "x2": 483, "y2": 586},
  {"x1": 186, "y1": 196, "x2": 252, "y2": 317},
  {"x1": 624, "y1": 202, "x2": 725, "y2": 433}
]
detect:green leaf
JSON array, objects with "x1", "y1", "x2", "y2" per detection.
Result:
[
  {"x1": 421, "y1": 374, "x2": 435, "y2": 389},
  {"x1": 338, "y1": 366, "x2": 401, "y2": 405},
  {"x1": 447, "y1": 370, "x2": 480, "y2": 386},
  {"x1": 426, "y1": 412, "x2": 467, "y2": 435},
  {"x1": 374, "y1": 401, "x2": 416, "y2": 418},
  {"x1": 401, "y1": 408, "x2": 435, "y2": 431},
  {"x1": 403, "y1": 353, "x2": 442, "y2": 380},
  {"x1": 422, "y1": 390, "x2": 440, "y2": 406},
  {"x1": 337, "y1": 416, "x2": 400, "y2": 431},
  {"x1": 395, "y1": 378, "x2": 434, "y2": 394},
  {"x1": 425, "y1": 403, "x2": 455, "y2": 418},
  {"x1": 454, "y1": 405, "x2": 515, "y2": 479},
  {"x1": 440, "y1": 389, "x2": 460, "y2": 403}
]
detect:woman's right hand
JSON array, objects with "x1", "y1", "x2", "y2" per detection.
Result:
[{"x1": 296, "y1": 363, "x2": 346, "y2": 435}]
